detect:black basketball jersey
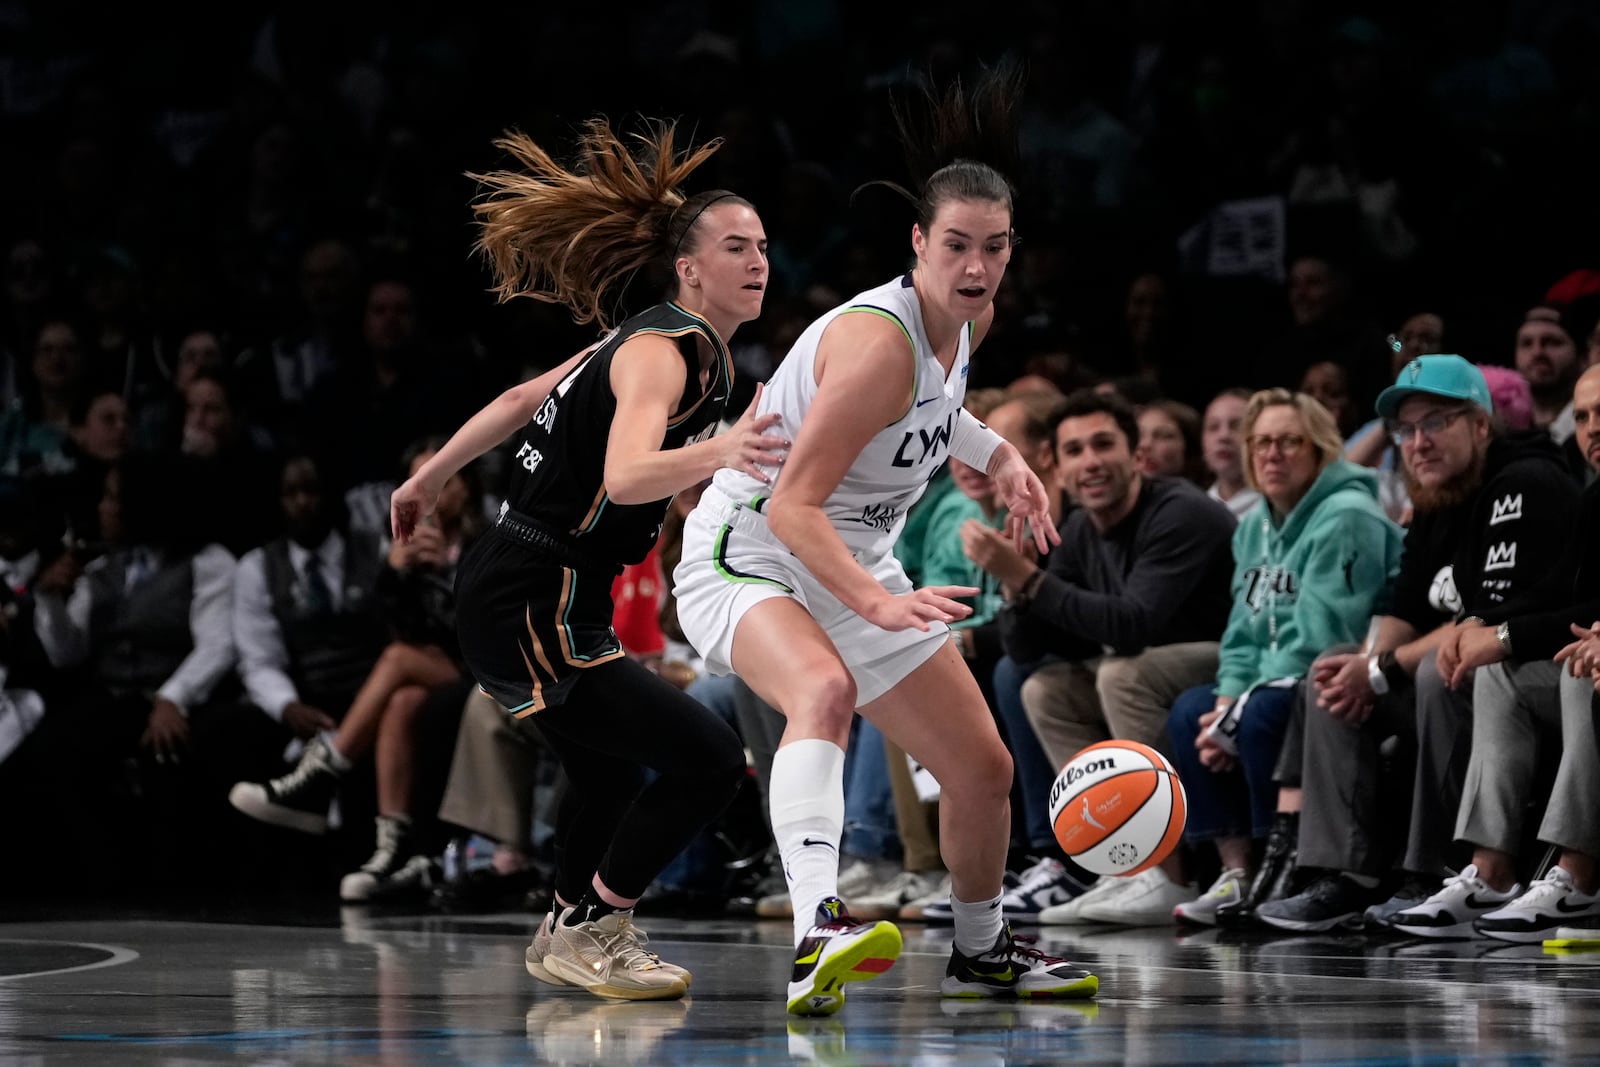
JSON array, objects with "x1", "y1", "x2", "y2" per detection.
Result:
[{"x1": 502, "y1": 302, "x2": 732, "y2": 565}]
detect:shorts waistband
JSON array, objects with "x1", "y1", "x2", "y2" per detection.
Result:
[
  {"x1": 700, "y1": 484, "x2": 878, "y2": 563},
  {"x1": 493, "y1": 503, "x2": 619, "y2": 574}
]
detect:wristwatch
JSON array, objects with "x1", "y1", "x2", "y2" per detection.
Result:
[
  {"x1": 1495, "y1": 620, "x2": 1514, "y2": 657},
  {"x1": 1366, "y1": 654, "x2": 1389, "y2": 696}
]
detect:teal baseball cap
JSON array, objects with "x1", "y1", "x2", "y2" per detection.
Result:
[{"x1": 1374, "y1": 354, "x2": 1494, "y2": 419}]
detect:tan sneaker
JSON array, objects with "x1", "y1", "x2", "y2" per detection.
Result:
[
  {"x1": 543, "y1": 910, "x2": 689, "y2": 1000},
  {"x1": 529, "y1": 909, "x2": 693, "y2": 989},
  {"x1": 524, "y1": 912, "x2": 568, "y2": 986}
]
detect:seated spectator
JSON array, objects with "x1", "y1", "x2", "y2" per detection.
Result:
[
  {"x1": 131, "y1": 327, "x2": 228, "y2": 452},
  {"x1": 1258, "y1": 356, "x2": 1580, "y2": 933},
  {"x1": 1168, "y1": 390, "x2": 1402, "y2": 926},
  {"x1": 1, "y1": 318, "x2": 86, "y2": 479},
  {"x1": 962, "y1": 388, "x2": 1237, "y2": 925},
  {"x1": 1390, "y1": 364, "x2": 1600, "y2": 941},
  {"x1": 1200, "y1": 387, "x2": 1261, "y2": 523},
  {"x1": 1299, "y1": 361, "x2": 1358, "y2": 439},
  {"x1": 1345, "y1": 313, "x2": 1448, "y2": 524},
  {"x1": 230, "y1": 436, "x2": 485, "y2": 903},
  {"x1": 178, "y1": 368, "x2": 279, "y2": 557},
  {"x1": 1135, "y1": 398, "x2": 1206, "y2": 486},
  {"x1": 1516, "y1": 305, "x2": 1584, "y2": 449},
  {"x1": 42, "y1": 387, "x2": 129, "y2": 545},
  {"x1": 30, "y1": 451, "x2": 240, "y2": 885}
]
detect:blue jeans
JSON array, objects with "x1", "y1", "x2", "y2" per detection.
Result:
[
  {"x1": 1167, "y1": 683, "x2": 1293, "y2": 843},
  {"x1": 842, "y1": 716, "x2": 900, "y2": 861},
  {"x1": 992, "y1": 655, "x2": 1062, "y2": 853}
]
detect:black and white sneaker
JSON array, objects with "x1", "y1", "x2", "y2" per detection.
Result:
[
  {"x1": 1256, "y1": 874, "x2": 1375, "y2": 933},
  {"x1": 229, "y1": 735, "x2": 343, "y2": 834},
  {"x1": 340, "y1": 815, "x2": 437, "y2": 903},
  {"x1": 942, "y1": 925, "x2": 1098, "y2": 999},
  {"x1": 1001, "y1": 857, "x2": 1094, "y2": 920},
  {"x1": 1475, "y1": 867, "x2": 1600, "y2": 943},
  {"x1": 1390, "y1": 864, "x2": 1519, "y2": 939},
  {"x1": 785, "y1": 897, "x2": 902, "y2": 1017}
]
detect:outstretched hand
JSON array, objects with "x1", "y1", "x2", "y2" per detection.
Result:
[
  {"x1": 991, "y1": 450, "x2": 1059, "y2": 555},
  {"x1": 720, "y1": 382, "x2": 790, "y2": 482},
  {"x1": 391, "y1": 475, "x2": 441, "y2": 545}
]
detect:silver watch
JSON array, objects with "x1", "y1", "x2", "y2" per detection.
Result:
[{"x1": 1495, "y1": 620, "x2": 1514, "y2": 656}]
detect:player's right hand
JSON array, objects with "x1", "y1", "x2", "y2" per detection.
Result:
[
  {"x1": 720, "y1": 382, "x2": 789, "y2": 482},
  {"x1": 390, "y1": 475, "x2": 440, "y2": 544},
  {"x1": 864, "y1": 585, "x2": 978, "y2": 633}
]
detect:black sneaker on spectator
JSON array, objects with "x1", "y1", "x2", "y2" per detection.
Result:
[
  {"x1": 1256, "y1": 874, "x2": 1376, "y2": 933},
  {"x1": 228, "y1": 735, "x2": 343, "y2": 834},
  {"x1": 1363, "y1": 872, "x2": 1442, "y2": 932}
]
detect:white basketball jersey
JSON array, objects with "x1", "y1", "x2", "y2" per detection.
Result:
[{"x1": 711, "y1": 274, "x2": 972, "y2": 556}]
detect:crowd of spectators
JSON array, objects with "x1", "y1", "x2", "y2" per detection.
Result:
[{"x1": 4, "y1": 2, "x2": 1600, "y2": 933}]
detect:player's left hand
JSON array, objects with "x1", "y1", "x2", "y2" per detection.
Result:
[{"x1": 990, "y1": 448, "x2": 1059, "y2": 555}]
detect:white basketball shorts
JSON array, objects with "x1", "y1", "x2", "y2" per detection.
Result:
[{"x1": 672, "y1": 486, "x2": 948, "y2": 707}]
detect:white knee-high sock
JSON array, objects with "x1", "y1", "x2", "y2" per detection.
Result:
[{"x1": 769, "y1": 737, "x2": 846, "y2": 946}]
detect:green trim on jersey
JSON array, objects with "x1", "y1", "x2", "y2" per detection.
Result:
[{"x1": 839, "y1": 305, "x2": 919, "y2": 423}]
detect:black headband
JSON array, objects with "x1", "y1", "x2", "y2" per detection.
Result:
[{"x1": 671, "y1": 192, "x2": 740, "y2": 262}]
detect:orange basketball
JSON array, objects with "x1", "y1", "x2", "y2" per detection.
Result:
[{"x1": 1047, "y1": 739, "x2": 1186, "y2": 876}]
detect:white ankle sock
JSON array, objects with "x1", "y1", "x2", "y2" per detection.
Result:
[
  {"x1": 770, "y1": 738, "x2": 846, "y2": 946},
  {"x1": 950, "y1": 892, "x2": 1005, "y2": 956}
]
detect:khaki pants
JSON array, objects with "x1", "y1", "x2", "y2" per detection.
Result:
[
  {"x1": 882, "y1": 735, "x2": 944, "y2": 872},
  {"x1": 436, "y1": 687, "x2": 545, "y2": 846},
  {"x1": 1020, "y1": 642, "x2": 1220, "y2": 769}
]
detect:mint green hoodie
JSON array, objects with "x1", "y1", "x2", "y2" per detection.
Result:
[{"x1": 1215, "y1": 458, "x2": 1404, "y2": 700}]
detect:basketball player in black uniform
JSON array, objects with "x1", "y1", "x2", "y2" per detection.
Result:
[{"x1": 389, "y1": 119, "x2": 786, "y2": 1001}]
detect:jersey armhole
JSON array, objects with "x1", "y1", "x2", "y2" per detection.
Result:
[{"x1": 838, "y1": 305, "x2": 918, "y2": 423}]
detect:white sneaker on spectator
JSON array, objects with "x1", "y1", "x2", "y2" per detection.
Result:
[
  {"x1": 838, "y1": 856, "x2": 899, "y2": 898},
  {"x1": 1037, "y1": 874, "x2": 1132, "y2": 925},
  {"x1": 1390, "y1": 864, "x2": 1520, "y2": 939},
  {"x1": 1079, "y1": 868, "x2": 1196, "y2": 925},
  {"x1": 1174, "y1": 868, "x2": 1247, "y2": 927},
  {"x1": 757, "y1": 855, "x2": 896, "y2": 920},
  {"x1": 850, "y1": 868, "x2": 947, "y2": 920},
  {"x1": 1475, "y1": 866, "x2": 1600, "y2": 943},
  {"x1": 897, "y1": 872, "x2": 953, "y2": 921}
]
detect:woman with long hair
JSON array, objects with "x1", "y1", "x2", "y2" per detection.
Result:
[
  {"x1": 673, "y1": 59, "x2": 1099, "y2": 1016},
  {"x1": 375, "y1": 119, "x2": 781, "y2": 1001}
]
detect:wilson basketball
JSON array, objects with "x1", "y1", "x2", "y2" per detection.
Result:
[{"x1": 1048, "y1": 739, "x2": 1187, "y2": 876}]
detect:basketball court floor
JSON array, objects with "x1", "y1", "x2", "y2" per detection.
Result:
[{"x1": 5, "y1": 899, "x2": 1600, "y2": 1065}]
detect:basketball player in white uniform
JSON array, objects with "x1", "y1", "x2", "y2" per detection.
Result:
[{"x1": 673, "y1": 62, "x2": 1100, "y2": 1016}]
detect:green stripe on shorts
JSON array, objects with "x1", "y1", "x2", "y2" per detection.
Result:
[{"x1": 713, "y1": 523, "x2": 794, "y2": 591}]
